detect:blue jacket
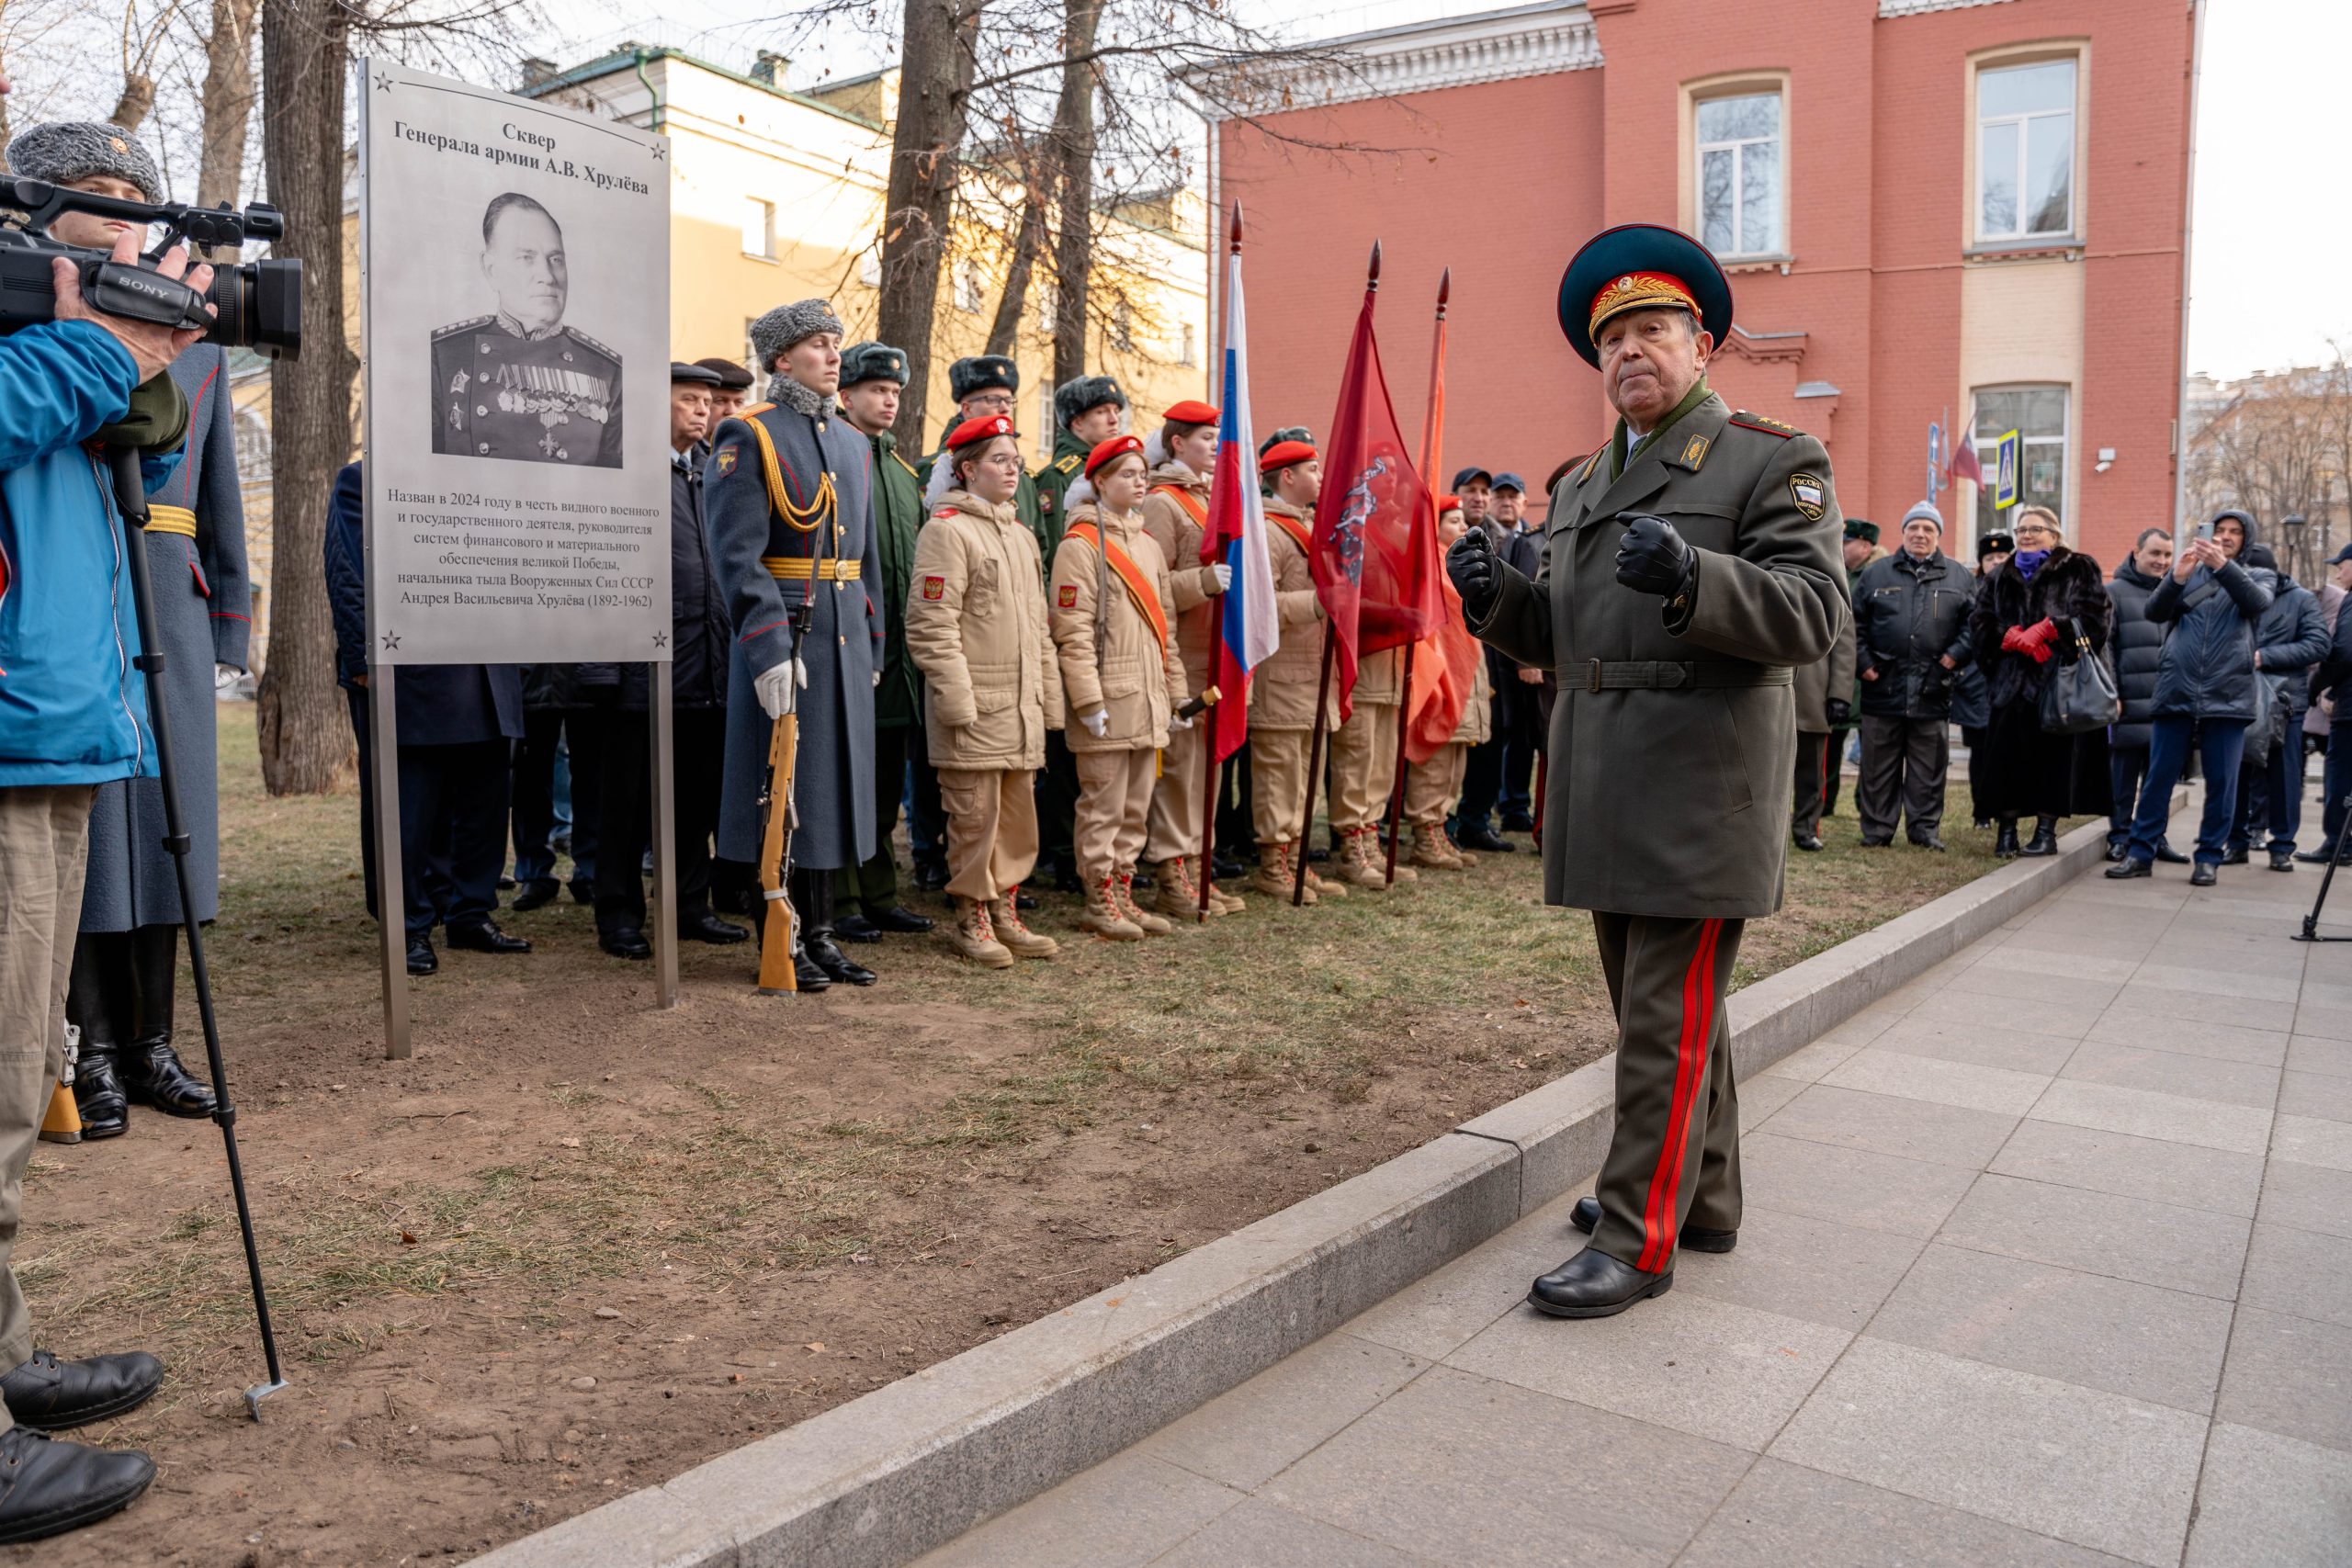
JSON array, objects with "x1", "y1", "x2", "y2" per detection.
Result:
[
  {"x1": 0, "y1": 321, "x2": 181, "y2": 787},
  {"x1": 2145, "y1": 559, "x2": 2272, "y2": 723}
]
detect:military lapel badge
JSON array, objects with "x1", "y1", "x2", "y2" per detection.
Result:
[
  {"x1": 922, "y1": 575, "x2": 946, "y2": 601},
  {"x1": 1058, "y1": 584, "x2": 1078, "y2": 608},
  {"x1": 1789, "y1": 472, "x2": 1827, "y2": 522},
  {"x1": 1679, "y1": 434, "x2": 1710, "y2": 469},
  {"x1": 715, "y1": 447, "x2": 738, "y2": 477}
]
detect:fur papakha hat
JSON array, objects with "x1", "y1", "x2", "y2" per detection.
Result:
[
  {"x1": 6, "y1": 120, "x2": 164, "y2": 203},
  {"x1": 841, "y1": 341, "x2": 909, "y2": 388},
  {"x1": 1053, "y1": 373, "x2": 1127, "y2": 430},
  {"x1": 948, "y1": 355, "x2": 1020, "y2": 402},
  {"x1": 749, "y1": 299, "x2": 844, "y2": 371}
]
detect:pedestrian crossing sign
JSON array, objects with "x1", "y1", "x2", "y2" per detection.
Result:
[{"x1": 1992, "y1": 429, "x2": 2020, "y2": 510}]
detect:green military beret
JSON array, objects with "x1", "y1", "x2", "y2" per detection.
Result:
[
  {"x1": 1844, "y1": 519, "x2": 1880, "y2": 545},
  {"x1": 842, "y1": 340, "x2": 909, "y2": 389}
]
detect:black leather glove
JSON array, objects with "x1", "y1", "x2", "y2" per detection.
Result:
[
  {"x1": 1447, "y1": 526, "x2": 1501, "y2": 618},
  {"x1": 1613, "y1": 512, "x2": 1692, "y2": 599},
  {"x1": 1826, "y1": 698, "x2": 1850, "y2": 727}
]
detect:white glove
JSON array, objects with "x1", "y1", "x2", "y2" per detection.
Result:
[
  {"x1": 1169, "y1": 712, "x2": 1192, "y2": 730},
  {"x1": 1080, "y1": 709, "x2": 1111, "y2": 739},
  {"x1": 873, "y1": 670, "x2": 883, "y2": 688},
  {"x1": 213, "y1": 662, "x2": 241, "y2": 688},
  {"x1": 755, "y1": 660, "x2": 800, "y2": 719},
  {"x1": 1207, "y1": 561, "x2": 1232, "y2": 593}
]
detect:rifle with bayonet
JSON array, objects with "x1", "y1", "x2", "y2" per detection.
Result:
[{"x1": 754, "y1": 601, "x2": 815, "y2": 995}]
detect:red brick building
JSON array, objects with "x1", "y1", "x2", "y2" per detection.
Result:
[{"x1": 1197, "y1": 0, "x2": 2195, "y2": 566}]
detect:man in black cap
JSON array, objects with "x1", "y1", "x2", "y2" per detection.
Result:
[
  {"x1": 1825, "y1": 519, "x2": 1883, "y2": 818},
  {"x1": 695, "y1": 355, "x2": 755, "y2": 429},
  {"x1": 919, "y1": 355, "x2": 1044, "y2": 561},
  {"x1": 1451, "y1": 222, "x2": 1845, "y2": 1318},
  {"x1": 1453, "y1": 465, "x2": 1494, "y2": 529},
  {"x1": 1488, "y1": 471, "x2": 1545, "y2": 833},
  {"x1": 834, "y1": 341, "x2": 935, "y2": 942},
  {"x1": 578, "y1": 363, "x2": 746, "y2": 958}
]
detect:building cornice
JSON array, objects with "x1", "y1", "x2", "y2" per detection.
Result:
[
  {"x1": 1185, "y1": 2, "x2": 1600, "y2": 121},
  {"x1": 1879, "y1": 0, "x2": 2017, "y2": 17}
]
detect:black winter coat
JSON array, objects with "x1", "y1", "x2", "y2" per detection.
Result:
[
  {"x1": 2145, "y1": 558, "x2": 2272, "y2": 723},
  {"x1": 2106, "y1": 560, "x2": 2167, "y2": 750},
  {"x1": 1852, "y1": 549, "x2": 1975, "y2": 719},
  {"x1": 1969, "y1": 547, "x2": 2112, "y2": 715},
  {"x1": 2254, "y1": 574, "x2": 2328, "y2": 721},
  {"x1": 575, "y1": 453, "x2": 732, "y2": 711}
]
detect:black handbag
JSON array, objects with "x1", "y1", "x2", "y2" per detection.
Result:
[{"x1": 2041, "y1": 616, "x2": 2121, "y2": 734}]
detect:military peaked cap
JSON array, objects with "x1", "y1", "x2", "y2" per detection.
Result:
[{"x1": 1556, "y1": 223, "x2": 1735, "y2": 368}]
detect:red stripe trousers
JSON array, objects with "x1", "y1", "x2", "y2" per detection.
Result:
[{"x1": 1588, "y1": 911, "x2": 1746, "y2": 1273}]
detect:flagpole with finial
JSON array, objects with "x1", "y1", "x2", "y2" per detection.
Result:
[
  {"x1": 1295, "y1": 238, "x2": 1379, "y2": 907},
  {"x1": 1198, "y1": 199, "x2": 1243, "y2": 924},
  {"x1": 1384, "y1": 265, "x2": 1450, "y2": 885}
]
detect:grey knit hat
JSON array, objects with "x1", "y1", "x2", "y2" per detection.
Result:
[
  {"x1": 749, "y1": 298, "x2": 844, "y2": 371},
  {"x1": 1901, "y1": 500, "x2": 1944, "y2": 532},
  {"x1": 6, "y1": 120, "x2": 164, "y2": 203}
]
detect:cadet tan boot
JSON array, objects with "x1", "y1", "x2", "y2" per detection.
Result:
[
  {"x1": 988, "y1": 890, "x2": 1060, "y2": 960},
  {"x1": 1080, "y1": 874, "x2": 1145, "y2": 940},
  {"x1": 1117, "y1": 870, "x2": 1176, "y2": 935},
  {"x1": 945, "y1": 897, "x2": 1015, "y2": 969},
  {"x1": 1332, "y1": 829, "x2": 1385, "y2": 888},
  {"x1": 1380, "y1": 829, "x2": 1419, "y2": 883},
  {"x1": 1151, "y1": 858, "x2": 1205, "y2": 920},
  {"x1": 1248, "y1": 843, "x2": 1314, "y2": 905},
  {"x1": 1199, "y1": 855, "x2": 1245, "y2": 914},
  {"x1": 1410, "y1": 822, "x2": 1464, "y2": 870},
  {"x1": 1449, "y1": 830, "x2": 1481, "y2": 868},
  {"x1": 1298, "y1": 840, "x2": 1347, "y2": 899}
]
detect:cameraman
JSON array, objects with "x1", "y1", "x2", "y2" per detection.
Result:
[{"x1": 0, "y1": 116, "x2": 216, "y2": 1538}]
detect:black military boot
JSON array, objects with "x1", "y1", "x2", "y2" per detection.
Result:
[
  {"x1": 1994, "y1": 819, "x2": 2021, "y2": 859},
  {"x1": 63, "y1": 936, "x2": 130, "y2": 1141},
  {"x1": 2019, "y1": 816, "x2": 2059, "y2": 857},
  {"x1": 795, "y1": 871, "x2": 876, "y2": 987},
  {"x1": 0, "y1": 1427, "x2": 155, "y2": 1543},
  {"x1": 1569, "y1": 1194, "x2": 1735, "y2": 1253},
  {"x1": 117, "y1": 926, "x2": 214, "y2": 1120},
  {"x1": 1527, "y1": 1248, "x2": 1672, "y2": 1319},
  {"x1": 0, "y1": 1348, "x2": 164, "y2": 1430}
]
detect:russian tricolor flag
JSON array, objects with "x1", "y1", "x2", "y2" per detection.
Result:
[{"x1": 1202, "y1": 220, "x2": 1280, "y2": 764}]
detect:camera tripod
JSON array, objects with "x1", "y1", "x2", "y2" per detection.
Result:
[
  {"x1": 2293, "y1": 790, "x2": 2352, "y2": 943},
  {"x1": 102, "y1": 444, "x2": 286, "y2": 1418}
]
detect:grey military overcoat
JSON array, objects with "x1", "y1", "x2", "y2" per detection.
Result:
[
  {"x1": 1470, "y1": 392, "x2": 1847, "y2": 919},
  {"x1": 81, "y1": 344, "x2": 251, "y2": 931},
  {"x1": 706, "y1": 399, "x2": 881, "y2": 872}
]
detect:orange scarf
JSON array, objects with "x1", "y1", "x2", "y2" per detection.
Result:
[{"x1": 1061, "y1": 521, "x2": 1170, "y2": 649}]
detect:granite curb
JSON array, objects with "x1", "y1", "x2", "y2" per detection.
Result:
[{"x1": 474, "y1": 813, "x2": 2123, "y2": 1568}]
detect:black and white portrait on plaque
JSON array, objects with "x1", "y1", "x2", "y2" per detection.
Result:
[{"x1": 428, "y1": 191, "x2": 625, "y2": 468}]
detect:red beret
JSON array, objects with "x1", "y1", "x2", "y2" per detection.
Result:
[
  {"x1": 1084, "y1": 433, "x2": 1148, "y2": 479},
  {"x1": 1162, "y1": 400, "x2": 1219, "y2": 426},
  {"x1": 1435, "y1": 493, "x2": 1462, "y2": 513},
  {"x1": 945, "y1": 412, "x2": 1018, "y2": 450},
  {"x1": 1260, "y1": 438, "x2": 1317, "y2": 476}
]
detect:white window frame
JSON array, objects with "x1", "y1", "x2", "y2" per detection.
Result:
[
  {"x1": 1974, "y1": 56, "x2": 2079, "y2": 243},
  {"x1": 1180, "y1": 321, "x2": 1197, "y2": 367},
  {"x1": 1693, "y1": 88, "x2": 1784, "y2": 259},
  {"x1": 1973, "y1": 382, "x2": 2071, "y2": 534},
  {"x1": 741, "y1": 197, "x2": 775, "y2": 260}
]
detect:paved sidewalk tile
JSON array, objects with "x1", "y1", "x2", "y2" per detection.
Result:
[
  {"x1": 2183, "y1": 1423, "x2": 2352, "y2": 1568},
  {"x1": 2288, "y1": 1001, "x2": 2352, "y2": 1041},
  {"x1": 1741, "y1": 1133, "x2": 1979, "y2": 1237},
  {"x1": 909, "y1": 1450, "x2": 1244, "y2": 1568},
  {"x1": 1822, "y1": 1049, "x2": 2052, "y2": 1117},
  {"x1": 1342, "y1": 1200, "x2": 1585, "y2": 1363},
  {"x1": 1678, "y1": 1457, "x2": 2136, "y2": 1568},
  {"x1": 2214, "y1": 1305, "x2": 2352, "y2": 1453},
  {"x1": 1146, "y1": 1498, "x2": 1441, "y2": 1568},
  {"x1": 1769, "y1": 1337, "x2": 2207, "y2": 1566},
  {"x1": 1261, "y1": 1365, "x2": 1749, "y2": 1568},
  {"x1": 2271, "y1": 1112, "x2": 2352, "y2": 1172},
  {"x1": 1138, "y1": 1335, "x2": 1429, "y2": 1492},
  {"x1": 1863, "y1": 1013, "x2": 2080, "y2": 1077},
  {"x1": 1671, "y1": 1208, "x2": 1925, "y2": 1332},
  {"x1": 2256, "y1": 1159, "x2": 2352, "y2": 1239},
  {"x1": 2103, "y1": 990, "x2": 2298, "y2": 1034},
  {"x1": 2028, "y1": 1078, "x2": 2274, "y2": 1156},
  {"x1": 1989, "y1": 1119, "x2": 2266, "y2": 1218},
  {"x1": 1910, "y1": 988, "x2": 2103, "y2": 1040},
  {"x1": 1758, "y1": 1083, "x2": 2020, "y2": 1169},
  {"x1": 1447, "y1": 1289, "x2": 1849, "y2": 1450},
  {"x1": 1868, "y1": 1243, "x2": 2233, "y2": 1414},
  {"x1": 2278, "y1": 1067, "x2": 2352, "y2": 1122},
  {"x1": 2057, "y1": 1041, "x2": 2281, "y2": 1111},
  {"x1": 2285, "y1": 1032, "x2": 2352, "y2": 1077},
  {"x1": 1937, "y1": 1172, "x2": 2251, "y2": 1300},
  {"x1": 2133, "y1": 964, "x2": 2301, "y2": 1005},
  {"x1": 1758, "y1": 1036, "x2": 1870, "y2": 1085},
  {"x1": 2087, "y1": 1009, "x2": 2290, "y2": 1067},
  {"x1": 2238, "y1": 1224, "x2": 2352, "y2": 1328},
  {"x1": 1966, "y1": 944, "x2": 2143, "y2": 985},
  {"x1": 1737, "y1": 1071, "x2": 1804, "y2": 1128},
  {"x1": 1941, "y1": 966, "x2": 2123, "y2": 1010}
]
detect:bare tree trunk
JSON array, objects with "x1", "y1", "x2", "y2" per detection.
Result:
[
  {"x1": 256, "y1": 0, "x2": 356, "y2": 795},
  {"x1": 196, "y1": 0, "x2": 260, "y2": 215},
  {"x1": 107, "y1": 74, "x2": 155, "y2": 132},
  {"x1": 876, "y1": 0, "x2": 985, "y2": 451},
  {"x1": 984, "y1": 182, "x2": 1046, "y2": 360},
  {"x1": 1047, "y1": 0, "x2": 1102, "y2": 389}
]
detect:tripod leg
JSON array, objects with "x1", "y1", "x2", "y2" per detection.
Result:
[
  {"x1": 2298, "y1": 789, "x2": 2352, "y2": 941},
  {"x1": 105, "y1": 447, "x2": 286, "y2": 1416}
]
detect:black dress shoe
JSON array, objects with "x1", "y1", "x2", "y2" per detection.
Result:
[
  {"x1": 119, "y1": 1043, "x2": 214, "y2": 1119},
  {"x1": 1527, "y1": 1247, "x2": 1673, "y2": 1319},
  {"x1": 0, "y1": 1349, "x2": 163, "y2": 1431},
  {"x1": 2270, "y1": 846, "x2": 2297, "y2": 873},
  {"x1": 567, "y1": 877, "x2": 595, "y2": 905},
  {"x1": 806, "y1": 936, "x2": 878, "y2": 987},
  {"x1": 405, "y1": 937, "x2": 437, "y2": 976},
  {"x1": 1569, "y1": 1195, "x2": 1735, "y2": 1253},
  {"x1": 1457, "y1": 825, "x2": 1515, "y2": 853},
  {"x1": 2105, "y1": 858, "x2": 2153, "y2": 879},
  {"x1": 2190, "y1": 862, "x2": 2218, "y2": 887},
  {"x1": 70, "y1": 1041, "x2": 126, "y2": 1141},
  {"x1": 1909, "y1": 834, "x2": 1948, "y2": 852},
  {"x1": 2105, "y1": 840, "x2": 2129, "y2": 863},
  {"x1": 510, "y1": 879, "x2": 560, "y2": 911},
  {"x1": 2296, "y1": 848, "x2": 2332, "y2": 864},
  {"x1": 1859, "y1": 837, "x2": 1893, "y2": 849},
  {"x1": 2019, "y1": 823, "x2": 2058, "y2": 857},
  {"x1": 2222, "y1": 844, "x2": 2250, "y2": 866},
  {"x1": 1051, "y1": 865, "x2": 1084, "y2": 895},
  {"x1": 791, "y1": 948, "x2": 833, "y2": 991},
  {"x1": 1994, "y1": 824, "x2": 2021, "y2": 858},
  {"x1": 598, "y1": 926, "x2": 652, "y2": 960},
  {"x1": 1210, "y1": 852, "x2": 1247, "y2": 881},
  {"x1": 1499, "y1": 810, "x2": 1536, "y2": 832},
  {"x1": 833, "y1": 912, "x2": 884, "y2": 943},
  {"x1": 680, "y1": 911, "x2": 750, "y2": 944},
  {"x1": 2154, "y1": 841, "x2": 2191, "y2": 864},
  {"x1": 0, "y1": 1427, "x2": 154, "y2": 1543},
  {"x1": 1016, "y1": 888, "x2": 1040, "y2": 911},
  {"x1": 873, "y1": 904, "x2": 934, "y2": 934},
  {"x1": 447, "y1": 921, "x2": 531, "y2": 954},
  {"x1": 913, "y1": 861, "x2": 950, "y2": 893},
  {"x1": 1792, "y1": 832, "x2": 1824, "y2": 852}
]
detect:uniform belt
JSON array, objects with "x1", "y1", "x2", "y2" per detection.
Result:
[
  {"x1": 761, "y1": 556, "x2": 861, "y2": 581},
  {"x1": 144, "y1": 504, "x2": 198, "y2": 539},
  {"x1": 1582, "y1": 660, "x2": 1792, "y2": 693}
]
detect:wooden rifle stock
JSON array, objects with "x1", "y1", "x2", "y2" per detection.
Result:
[{"x1": 755, "y1": 711, "x2": 800, "y2": 994}]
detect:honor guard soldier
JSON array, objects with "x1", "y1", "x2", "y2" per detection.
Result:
[
  {"x1": 430, "y1": 193, "x2": 623, "y2": 468},
  {"x1": 1450, "y1": 224, "x2": 1847, "y2": 1318},
  {"x1": 1250, "y1": 437, "x2": 1344, "y2": 903},
  {"x1": 705, "y1": 299, "x2": 884, "y2": 993}
]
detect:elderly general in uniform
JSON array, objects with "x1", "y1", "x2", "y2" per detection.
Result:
[
  {"x1": 1451, "y1": 224, "x2": 1847, "y2": 1318},
  {"x1": 704, "y1": 299, "x2": 881, "y2": 993},
  {"x1": 430, "y1": 192, "x2": 623, "y2": 468}
]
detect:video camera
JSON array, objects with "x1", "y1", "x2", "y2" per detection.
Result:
[{"x1": 0, "y1": 176, "x2": 301, "y2": 358}]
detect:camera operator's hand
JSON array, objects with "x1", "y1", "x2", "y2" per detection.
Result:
[{"x1": 52, "y1": 230, "x2": 215, "y2": 384}]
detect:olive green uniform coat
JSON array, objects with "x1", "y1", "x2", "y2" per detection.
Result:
[{"x1": 1030, "y1": 427, "x2": 1091, "y2": 574}]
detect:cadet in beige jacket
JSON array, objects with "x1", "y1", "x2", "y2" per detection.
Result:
[
  {"x1": 1329, "y1": 646, "x2": 1412, "y2": 887},
  {"x1": 1250, "y1": 438, "x2": 1344, "y2": 904},
  {"x1": 1403, "y1": 497, "x2": 1492, "y2": 869},
  {"x1": 1050, "y1": 434, "x2": 1193, "y2": 939},
  {"x1": 903, "y1": 413, "x2": 1064, "y2": 967},
  {"x1": 1137, "y1": 400, "x2": 1239, "y2": 918}
]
